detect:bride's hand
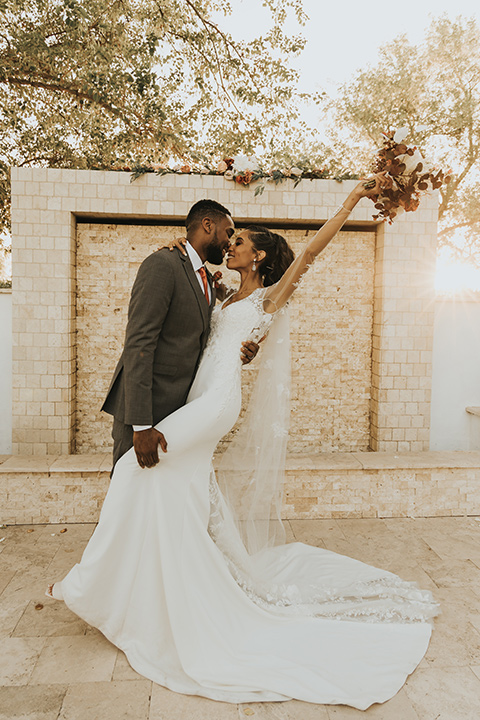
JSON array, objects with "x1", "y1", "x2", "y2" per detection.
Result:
[
  {"x1": 241, "y1": 340, "x2": 260, "y2": 365},
  {"x1": 355, "y1": 171, "x2": 387, "y2": 199},
  {"x1": 164, "y1": 237, "x2": 187, "y2": 255}
]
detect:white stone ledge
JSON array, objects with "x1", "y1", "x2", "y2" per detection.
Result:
[
  {"x1": 2, "y1": 451, "x2": 478, "y2": 523},
  {"x1": 2, "y1": 451, "x2": 480, "y2": 474},
  {"x1": 287, "y1": 450, "x2": 480, "y2": 470}
]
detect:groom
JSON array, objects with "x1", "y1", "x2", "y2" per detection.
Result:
[{"x1": 102, "y1": 199, "x2": 257, "y2": 471}]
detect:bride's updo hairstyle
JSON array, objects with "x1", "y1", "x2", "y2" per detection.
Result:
[{"x1": 246, "y1": 226, "x2": 295, "y2": 287}]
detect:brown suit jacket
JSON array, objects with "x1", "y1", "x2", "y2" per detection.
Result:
[{"x1": 102, "y1": 247, "x2": 216, "y2": 427}]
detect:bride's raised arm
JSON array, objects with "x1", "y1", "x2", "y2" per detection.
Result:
[{"x1": 263, "y1": 174, "x2": 385, "y2": 313}]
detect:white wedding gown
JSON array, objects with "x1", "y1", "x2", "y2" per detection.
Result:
[{"x1": 59, "y1": 290, "x2": 438, "y2": 710}]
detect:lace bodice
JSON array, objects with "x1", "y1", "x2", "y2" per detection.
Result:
[
  {"x1": 186, "y1": 289, "x2": 274, "y2": 406},
  {"x1": 202, "y1": 289, "x2": 274, "y2": 368}
]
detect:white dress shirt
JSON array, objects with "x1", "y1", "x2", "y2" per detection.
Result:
[
  {"x1": 133, "y1": 241, "x2": 210, "y2": 432},
  {"x1": 185, "y1": 241, "x2": 211, "y2": 302}
]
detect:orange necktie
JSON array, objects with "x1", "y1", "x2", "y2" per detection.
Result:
[{"x1": 198, "y1": 266, "x2": 209, "y2": 302}]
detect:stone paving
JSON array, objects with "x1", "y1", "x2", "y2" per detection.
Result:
[{"x1": 1, "y1": 517, "x2": 480, "y2": 719}]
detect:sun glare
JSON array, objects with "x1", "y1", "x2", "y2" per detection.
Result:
[{"x1": 436, "y1": 252, "x2": 480, "y2": 295}]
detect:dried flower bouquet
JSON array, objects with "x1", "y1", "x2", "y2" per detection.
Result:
[{"x1": 366, "y1": 128, "x2": 451, "y2": 223}]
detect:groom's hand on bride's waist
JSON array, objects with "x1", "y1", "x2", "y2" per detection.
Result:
[{"x1": 133, "y1": 428, "x2": 168, "y2": 468}]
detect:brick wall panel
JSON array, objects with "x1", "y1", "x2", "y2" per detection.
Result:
[{"x1": 75, "y1": 224, "x2": 376, "y2": 454}]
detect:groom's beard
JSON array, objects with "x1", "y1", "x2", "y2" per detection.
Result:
[{"x1": 205, "y1": 229, "x2": 226, "y2": 265}]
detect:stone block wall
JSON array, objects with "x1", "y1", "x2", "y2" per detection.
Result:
[
  {"x1": 75, "y1": 224, "x2": 375, "y2": 454},
  {"x1": 370, "y1": 220, "x2": 438, "y2": 451},
  {"x1": 0, "y1": 289, "x2": 12, "y2": 454},
  {"x1": 285, "y1": 229, "x2": 375, "y2": 452},
  {"x1": 10, "y1": 168, "x2": 438, "y2": 455}
]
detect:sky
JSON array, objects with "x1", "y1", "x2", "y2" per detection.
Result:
[
  {"x1": 220, "y1": 0, "x2": 480, "y2": 93},
  {"x1": 215, "y1": 0, "x2": 480, "y2": 129}
]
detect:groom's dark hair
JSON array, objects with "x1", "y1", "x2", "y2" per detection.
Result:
[{"x1": 185, "y1": 199, "x2": 232, "y2": 231}]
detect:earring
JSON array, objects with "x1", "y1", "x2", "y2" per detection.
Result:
[{"x1": 252, "y1": 260, "x2": 257, "y2": 271}]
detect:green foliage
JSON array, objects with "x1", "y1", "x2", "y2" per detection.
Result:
[
  {"x1": 328, "y1": 15, "x2": 480, "y2": 263},
  {"x1": 0, "y1": 0, "x2": 331, "y2": 248}
]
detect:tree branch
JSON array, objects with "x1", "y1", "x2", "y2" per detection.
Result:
[
  {"x1": 438, "y1": 219, "x2": 480, "y2": 236},
  {"x1": 4, "y1": 75, "x2": 126, "y2": 117},
  {"x1": 438, "y1": 154, "x2": 477, "y2": 219},
  {"x1": 2, "y1": 73, "x2": 177, "y2": 143},
  {"x1": 162, "y1": 29, "x2": 240, "y2": 116},
  {"x1": 177, "y1": 2, "x2": 248, "y2": 120},
  {"x1": 181, "y1": 0, "x2": 260, "y2": 92}
]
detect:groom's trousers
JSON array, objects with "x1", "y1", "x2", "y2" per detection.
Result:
[{"x1": 111, "y1": 418, "x2": 134, "y2": 475}]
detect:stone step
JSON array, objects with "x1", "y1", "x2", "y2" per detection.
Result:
[{"x1": 1, "y1": 451, "x2": 480, "y2": 525}]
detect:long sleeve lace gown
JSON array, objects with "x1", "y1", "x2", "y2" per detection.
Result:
[{"x1": 59, "y1": 289, "x2": 438, "y2": 710}]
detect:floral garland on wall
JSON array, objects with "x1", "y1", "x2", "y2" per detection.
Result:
[
  {"x1": 127, "y1": 129, "x2": 450, "y2": 220},
  {"x1": 130, "y1": 155, "x2": 358, "y2": 196}
]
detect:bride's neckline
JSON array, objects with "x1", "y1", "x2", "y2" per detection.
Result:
[{"x1": 220, "y1": 287, "x2": 263, "y2": 311}]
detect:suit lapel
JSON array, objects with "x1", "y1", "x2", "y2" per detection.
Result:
[{"x1": 180, "y1": 251, "x2": 209, "y2": 331}]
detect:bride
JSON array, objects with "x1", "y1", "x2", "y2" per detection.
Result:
[{"x1": 46, "y1": 175, "x2": 438, "y2": 710}]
